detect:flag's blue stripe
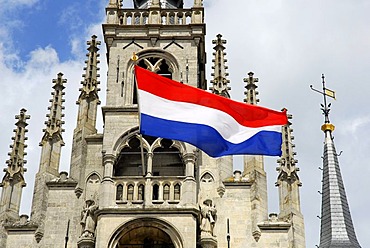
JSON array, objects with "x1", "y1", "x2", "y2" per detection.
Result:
[{"x1": 140, "y1": 114, "x2": 283, "y2": 157}]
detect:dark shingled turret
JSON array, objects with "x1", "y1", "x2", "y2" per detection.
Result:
[{"x1": 314, "y1": 75, "x2": 361, "y2": 248}]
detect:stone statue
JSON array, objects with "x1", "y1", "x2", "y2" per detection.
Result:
[
  {"x1": 200, "y1": 199, "x2": 217, "y2": 236},
  {"x1": 80, "y1": 200, "x2": 98, "y2": 237}
]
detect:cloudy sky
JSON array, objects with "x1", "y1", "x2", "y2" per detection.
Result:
[{"x1": 1, "y1": 0, "x2": 369, "y2": 247}]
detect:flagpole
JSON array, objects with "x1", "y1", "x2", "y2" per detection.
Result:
[{"x1": 131, "y1": 52, "x2": 146, "y2": 176}]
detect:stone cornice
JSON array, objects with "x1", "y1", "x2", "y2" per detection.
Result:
[{"x1": 258, "y1": 222, "x2": 291, "y2": 231}]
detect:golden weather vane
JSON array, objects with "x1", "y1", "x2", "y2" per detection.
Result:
[{"x1": 310, "y1": 74, "x2": 336, "y2": 124}]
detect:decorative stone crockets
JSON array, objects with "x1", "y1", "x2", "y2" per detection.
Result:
[
  {"x1": 38, "y1": 73, "x2": 66, "y2": 175},
  {"x1": 79, "y1": 35, "x2": 100, "y2": 101},
  {"x1": 0, "y1": 108, "x2": 29, "y2": 220},
  {"x1": 244, "y1": 71, "x2": 259, "y2": 105},
  {"x1": 40, "y1": 72, "x2": 66, "y2": 145},
  {"x1": 209, "y1": 34, "x2": 230, "y2": 98},
  {"x1": 276, "y1": 111, "x2": 301, "y2": 186},
  {"x1": 3, "y1": 108, "x2": 30, "y2": 182}
]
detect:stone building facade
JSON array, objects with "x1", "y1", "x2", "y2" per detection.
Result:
[{"x1": 0, "y1": 0, "x2": 306, "y2": 247}]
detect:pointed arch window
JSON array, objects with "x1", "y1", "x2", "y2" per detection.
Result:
[
  {"x1": 115, "y1": 135, "x2": 184, "y2": 177},
  {"x1": 137, "y1": 57, "x2": 173, "y2": 79},
  {"x1": 163, "y1": 184, "x2": 170, "y2": 200},
  {"x1": 138, "y1": 184, "x2": 145, "y2": 201},
  {"x1": 116, "y1": 184, "x2": 123, "y2": 201},
  {"x1": 127, "y1": 184, "x2": 134, "y2": 201},
  {"x1": 152, "y1": 184, "x2": 159, "y2": 200},
  {"x1": 114, "y1": 136, "x2": 147, "y2": 176},
  {"x1": 174, "y1": 183, "x2": 181, "y2": 200},
  {"x1": 152, "y1": 139, "x2": 184, "y2": 176}
]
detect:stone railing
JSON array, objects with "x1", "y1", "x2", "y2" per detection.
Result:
[
  {"x1": 117, "y1": 9, "x2": 193, "y2": 25},
  {"x1": 114, "y1": 176, "x2": 185, "y2": 205}
]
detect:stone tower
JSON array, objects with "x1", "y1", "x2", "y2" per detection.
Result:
[{"x1": 0, "y1": 1, "x2": 307, "y2": 247}]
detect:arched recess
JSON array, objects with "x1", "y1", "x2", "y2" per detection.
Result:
[
  {"x1": 152, "y1": 138, "x2": 185, "y2": 176},
  {"x1": 125, "y1": 49, "x2": 180, "y2": 105},
  {"x1": 112, "y1": 127, "x2": 189, "y2": 177},
  {"x1": 108, "y1": 218, "x2": 183, "y2": 248},
  {"x1": 85, "y1": 172, "x2": 101, "y2": 201}
]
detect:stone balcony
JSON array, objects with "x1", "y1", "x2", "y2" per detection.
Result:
[
  {"x1": 117, "y1": 9, "x2": 193, "y2": 25},
  {"x1": 113, "y1": 176, "x2": 187, "y2": 208}
]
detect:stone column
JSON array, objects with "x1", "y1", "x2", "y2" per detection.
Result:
[
  {"x1": 99, "y1": 153, "x2": 115, "y2": 208},
  {"x1": 184, "y1": 153, "x2": 196, "y2": 178},
  {"x1": 182, "y1": 153, "x2": 197, "y2": 205},
  {"x1": 146, "y1": 153, "x2": 153, "y2": 176}
]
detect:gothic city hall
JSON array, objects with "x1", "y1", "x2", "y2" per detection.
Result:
[{"x1": 0, "y1": 0, "x2": 362, "y2": 248}]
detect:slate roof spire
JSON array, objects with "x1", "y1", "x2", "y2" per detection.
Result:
[{"x1": 312, "y1": 75, "x2": 361, "y2": 248}]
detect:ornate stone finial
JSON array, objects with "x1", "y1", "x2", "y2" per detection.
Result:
[
  {"x1": 194, "y1": 0, "x2": 203, "y2": 7},
  {"x1": 4, "y1": 108, "x2": 30, "y2": 181},
  {"x1": 276, "y1": 110, "x2": 300, "y2": 186},
  {"x1": 77, "y1": 35, "x2": 101, "y2": 105},
  {"x1": 108, "y1": 0, "x2": 122, "y2": 8},
  {"x1": 151, "y1": 0, "x2": 160, "y2": 7},
  {"x1": 209, "y1": 34, "x2": 230, "y2": 98},
  {"x1": 40, "y1": 73, "x2": 66, "y2": 146},
  {"x1": 244, "y1": 71, "x2": 259, "y2": 105}
]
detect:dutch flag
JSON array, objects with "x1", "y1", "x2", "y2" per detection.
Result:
[{"x1": 135, "y1": 66, "x2": 288, "y2": 158}]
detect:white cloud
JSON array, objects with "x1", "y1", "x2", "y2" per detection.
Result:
[
  {"x1": 340, "y1": 116, "x2": 370, "y2": 135},
  {"x1": 0, "y1": 0, "x2": 38, "y2": 8}
]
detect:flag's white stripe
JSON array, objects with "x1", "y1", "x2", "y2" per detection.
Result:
[{"x1": 139, "y1": 90, "x2": 281, "y2": 144}]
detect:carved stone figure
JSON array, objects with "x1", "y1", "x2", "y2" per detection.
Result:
[
  {"x1": 80, "y1": 200, "x2": 98, "y2": 237},
  {"x1": 200, "y1": 199, "x2": 217, "y2": 236}
]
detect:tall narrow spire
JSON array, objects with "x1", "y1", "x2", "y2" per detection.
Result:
[
  {"x1": 242, "y1": 72, "x2": 267, "y2": 241},
  {"x1": 276, "y1": 110, "x2": 305, "y2": 247},
  {"x1": 70, "y1": 35, "x2": 101, "y2": 190},
  {"x1": 312, "y1": 75, "x2": 361, "y2": 248},
  {"x1": 209, "y1": 34, "x2": 230, "y2": 98},
  {"x1": 76, "y1": 35, "x2": 101, "y2": 130},
  {"x1": 0, "y1": 108, "x2": 30, "y2": 220},
  {"x1": 30, "y1": 74, "x2": 67, "y2": 240},
  {"x1": 38, "y1": 72, "x2": 66, "y2": 175},
  {"x1": 276, "y1": 110, "x2": 301, "y2": 213}
]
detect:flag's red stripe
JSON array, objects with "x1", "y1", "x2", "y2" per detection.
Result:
[{"x1": 135, "y1": 66, "x2": 287, "y2": 128}]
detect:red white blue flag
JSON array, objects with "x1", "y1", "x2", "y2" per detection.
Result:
[{"x1": 134, "y1": 66, "x2": 288, "y2": 157}]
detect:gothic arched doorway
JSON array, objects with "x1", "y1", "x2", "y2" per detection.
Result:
[{"x1": 108, "y1": 218, "x2": 183, "y2": 248}]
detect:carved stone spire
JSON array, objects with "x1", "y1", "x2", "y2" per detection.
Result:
[
  {"x1": 76, "y1": 35, "x2": 101, "y2": 130},
  {"x1": 209, "y1": 34, "x2": 230, "y2": 98},
  {"x1": 276, "y1": 111, "x2": 301, "y2": 210},
  {"x1": 0, "y1": 108, "x2": 30, "y2": 220},
  {"x1": 70, "y1": 35, "x2": 101, "y2": 190},
  {"x1": 242, "y1": 72, "x2": 266, "y2": 241},
  {"x1": 244, "y1": 72, "x2": 259, "y2": 105},
  {"x1": 38, "y1": 72, "x2": 66, "y2": 175},
  {"x1": 78, "y1": 35, "x2": 101, "y2": 107},
  {"x1": 276, "y1": 110, "x2": 305, "y2": 247}
]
